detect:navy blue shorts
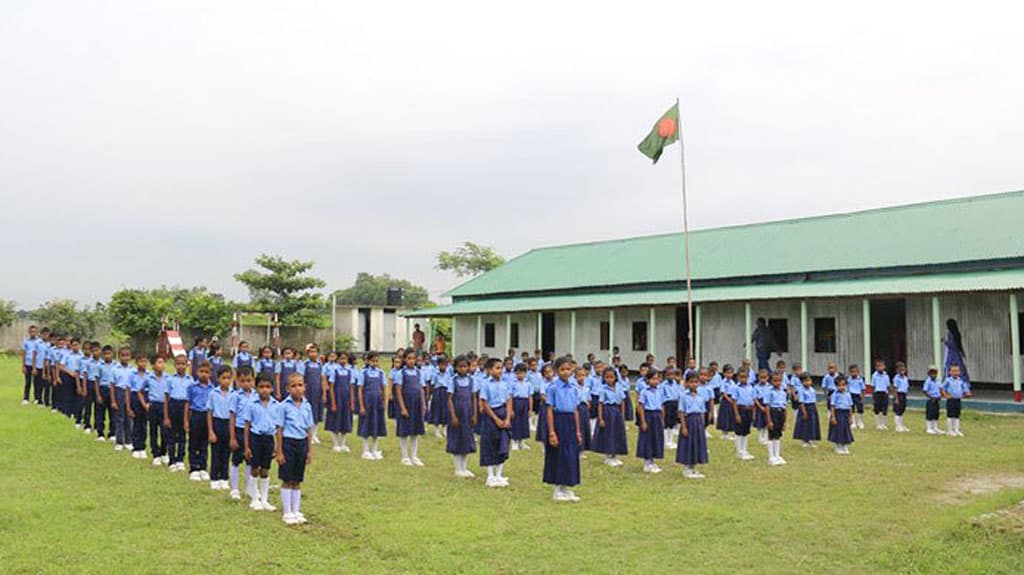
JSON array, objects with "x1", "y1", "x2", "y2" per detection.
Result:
[
  {"x1": 249, "y1": 433, "x2": 275, "y2": 470},
  {"x1": 277, "y1": 437, "x2": 308, "y2": 483}
]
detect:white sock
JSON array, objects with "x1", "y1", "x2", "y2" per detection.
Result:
[
  {"x1": 331, "y1": 433, "x2": 339, "y2": 448},
  {"x1": 776, "y1": 440, "x2": 782, "y2": 458},
  {"x1": 339, "y1": 434, "x2": 347, "y2": 449},
  {"x1": 487, "y1": 465, "x2": 495, "y2": 479},
  {"x1": 411, "y1": 436, "x2": 420, "y2": 458},
  {"x1": 259, "y1": 477, "x2": 270, "y2": 503},
  {"x1": 230, "y1": 465, "x2": 239, "y2": 491},
  {"x1": 362, "y1": 438, "x2": 370, "y2": 454},
  {"x1": 281, "y1": 488, "x2": 293, "y2": 514},
  {"x1": 453, "y1": 455, "x2": 460, "y2": 473},
  {"x1": 373, "y1": 437, "x2": 381, "y2": 452},
  {"x1": 734, "y1": 436, "x2": 743, "y2": 454},
  {"x1": 292, "y1": 489, "x2": 302, "y2": 514},
  {"x1": 400, "y1": 437, "x2": 409, "y2": 459},
  {"x1": 497, "y1": 463, "x2": 505, "y2": 478}
]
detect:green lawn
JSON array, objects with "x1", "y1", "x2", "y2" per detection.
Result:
[{"x1": 1, "y1": 354, "x2": 1022, "y2": 574}]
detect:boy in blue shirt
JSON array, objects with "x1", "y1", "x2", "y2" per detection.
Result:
[
  {"x1": 244, "y1": 374, "x2": 279, "y2": 512},
  {"x1": 230, "y1": 367, "x2": 257, "y2": 500},
  {"x1": 277, "y1": 373, "x2": 315, "y2": 525},
  {"x1": 21, "y1": 325, "x2": 40, "y2": 406},
  {"x1": 870, "y1": 360, "x2": 891, "y2": 431},
  {"x1": 765, "y1": 372, "x2": 789, "y2": 466},
  {"x1": 185, "y1": 362, "x2": 214, "y2": 481},
  {"x1": 111, "y1": 347, "x2": 135, "y2": 451},
  {"x1": 94, "y1": 345, "x2": 116, "y2": 442},
  {"x1": 142, "y1": 356, "x2": 169, "y2": 466},
  {"x1": 846, "y1": 364, "x2": 866, "y2": 430},
  {"x1": 208, "y1": 366, "x2": 235, "y2": 491},
  {"x1": 941, "y1": 364, "x2": 971, "y2": 437},
  {"x1": 164, "y1": 355, "x2": 193, "y2": 470},
  {"x1": 892, "y1": 362, "x2": 911, "y2": 432},
  {"x1": 922, "y1": 366, "x2": 944, "y2": 435},
  {"x1": 127, "y1": 354, "x2": 151, "y2": 459}
]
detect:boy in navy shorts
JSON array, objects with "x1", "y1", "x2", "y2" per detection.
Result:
[{"x1": 276, "y1": 373, "x2": 314, "y2": 525}]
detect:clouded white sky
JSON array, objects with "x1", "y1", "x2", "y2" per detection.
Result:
[{"x1": 2, "y1": 1, "x2": 1022, "y2": 309}]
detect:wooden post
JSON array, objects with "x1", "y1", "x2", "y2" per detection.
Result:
[
  {"x1": 505, "y1": 313, "x2": 512, "y2": 355},
  {"x1": 649, "y1": 307, "x2": 656, "y2": 356},
  {"x1": 1010, "y1": 293, "x2": 1021, "y2": 402},
  {"x1": 608, "y1": 309, "x2": 616, "y2": 362},
  {"x1": 744, "y1": 303, "x2": 752, "y2": 361},
  {"x1": 694, "y1": 304, "x2": 702, "y2": 364},
  {"x1": 862, "y1": 299, "x2": 871, "y2": 372},
  {"x1": 570, "y1": 311, "x2": 576, "y2": 358},
  {"x1": 536, "y1": 312, "x2": 542, "y2": 351},
  {"x1": 931, "y1": 297, "x2": 942, "y2": 372},
  {"x1": 476, "y1": 315, "x2": 482, "y2": 355},
  {"x1": 800, "y1": 300, "x2": 808, "y2": 368}
]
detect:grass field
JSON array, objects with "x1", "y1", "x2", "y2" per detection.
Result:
[{"x1": 1, "y1": 355, "x2": 1023, "y2": 574}]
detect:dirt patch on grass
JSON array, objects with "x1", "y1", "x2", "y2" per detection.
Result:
[
  {"x1": 972, "y1": 500, "x2": 1024, "y2": 535},
  {"x1": 937, "y1": 474, "x2": 1024, "y2": 504}
]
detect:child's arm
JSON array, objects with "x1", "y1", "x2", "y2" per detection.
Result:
[
  {"x1": 597, "y1": 401, "x2": 605, "y2": 428},
  {"x1": 320, "y1": 373, "x2": 329, "y2": 405},
  {"x1": 480, "y1": 399, "x2": 502, "y2": 427},
  {"x1": 545, "y1": 404, "x2": 557, "y2": 446},
  {"x1": 396, "y1": 381, "x2": 409, "y2": 417},
  {"x1": 183, "y1": 401, "x2": 191, "y2": 433},
  {"x1": 207, "y1": 409, "x2": 216, "y2": 443},
  {"x1": 306, "y1": 423, "x2": 314, "y2": 464},
  {"x1": 503, "y1": 397, "x2": 513, "y2": 428},
  {"x1": 528, "y1": 393, "x2": 533, "y2": 415},
  {"x1": 708, "y1": 398, "x2": 715, "y2": 423},
  {"x1": 829, "y1": 405, "x2": 837, "y2": 425},
  {"x1": 275, "y1": 373, "x2": 282, "y2": 401},
  {"x1": 275, "y1": 427, "x2": 285, "y2": 466},
  {"x1": 447, "y1": 392, "x2": 459, "y2": 427},
  {"x1": 229, "y1": 411, "x2": 239, "y2": 451},
  {"x1": 358, "y1": 385, "x2": 366, "y2": 416},
  {"x1": 94, "y1": 380, "x2": 102, "y2": 405},
  {"x1": 138, "y1": 389, "x2": 149, "y2": 412},
  {"x1": 639, "y1": 404, "x2": 648, "y2": 432},
  {"x1": 574, "y1": 404, "x2": 582, "y2": 445},
  {"x1": 243, "y1": 421, "x2": 252, "y2": 461},
  {"x1": 125, "y1": 387, "x2": 135, "y2": 418},
  {"x1": 328, "y1": 379, "x2": 337, "y2": 412},
  {"x1": 471, "y1": 392, "x2": 479, "y2": 425},
  {"x1": 163, "y1": 393, "x2": 171, "y2": 428}
]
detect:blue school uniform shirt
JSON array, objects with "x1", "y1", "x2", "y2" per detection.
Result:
[
  {"x1": 922, "y1": 377, "x2": 941, "y2": 398},
  {"x1": 479, "y1": 377, "x2": 511, "y2": 408},
  {"x1": 22, "y1": 337, "x2": 40, "y2": 366},
  {"x1": 244, "y1": 397, "x2": 279, "y2": 436},
  {"x1": 746, "y1": 369, "x2": 758, "y2": 385},
  {"x1": 681, "y1": 391, "x2": 706, "y2": 414},
  {"x1": 697, "y1": 384, "x2": 713, "y2": 403},
  {"x1": 732, "y1": 383, "x2": 755, "y2": 407},
  {"x1": 277, "y1": 396, "x2": 315, "y2": 439},
  {"x1": 61, "y1": 350, "x2": 84, "y2": 374},
  {"x1": 188, "y1": 347, "x2": 207, "y2": 366},
  {"x1": 635, "y1": 377, "x2": 648, "y2": 394},
  {"x1": 166, "y1": 373, "x2": 193, "y2": 400},
  {"x1": 97, "y1": 360, "x2": 116, "y2": 387},
  {"x1": 208, "y1": 387, "x2": 233, "y2": 419},
  {"x1": 432, "y1": 369, "x2": 452, "y2": 392},
  {"x1": 599, "y1": 383, "x2": 624, "y2": 405},
  {"x1": 79, "y1": 357, "x2": 94, "y2": 380},
  {"x1": 661, "y1": 380, "x2": 682, "y2": 403},
  {"x1": 871, "y1": 372, "x2": 891, "y2": 394},
  {"x1": 893, "y1": 374, "x2": 910, "y2": 394},
  {"x1": 255, "y1": 357, "x2": 277, "y2": 376},
  {"x1": 395, "y1": 366, "x2": 424, "y2": 390},
  {"x1": 586, "y1": 375, "x2": 603, "y2": 397},
  {"x1": 209, "y1": 356, "x2": 225, "y2": 369},
  {"x1": 187, "y1": 382, "x2": 213, "y2": 411},
  {"x1": 230, "y1": 389, "x2": 255, "y2": 424},
  {"x1": 830, "y1": 391, "x2": 853, "y2": 409},
  {"x1": 88, "y1": 358, "x2": 102, "y2": 381},
  {"x1": 847, "y1": 376, "x2": 865, "y2": 395},
  {"x1": 942, "y1": 377, "x2": 970, "y2": 399},
  {"x1": 821, "y1": 372, "x2": 838, "y2": 393},
  {"x1": 510, "y1": 377, "x2": 532, "y2": 399},
  {"x1": 46, "y1": 345, "x2": 62, "y2": 367},
  {"x1": 615, "y1": 377, "x2": 631, "y2": 397},
  {"x1": 145, "y1": 373, "x2": 169, "y2": 403},
  {"x1": 767, "y1": 388, "x2": 788, "y2": 408},
  {"x1": 798, "y1": 385, "x2": 817, "y2": 404},
  {"x1": 232, "y1": 351, "x2": 253, "y2": 369},
  {"x1": 720, "y1": 377, "x2": 736, "y2": 398},
  {"x1": 576, "y1": 381, "x2": 591, "y2": 405},
  {"x1": 34, "y1": 341, "x2": 49, "y2": 369},
  {"x1": 638, "y1": 386, "x2": 664, "y2": 411},
  {"x1": 546, "y1": 377, "x2": 579, "y2": 413},
  {"x1": 276, "y1": 359, "x2": 299, "y2": 375},
  {"x1": 754, "y1": 383, "x2": 771, "y2": 404},
  {"x1": 129, "y1": 370, "x2": 150, "y2": 393},
  {"x1": 528, "y1": 371, "x2": 544, "y2": 394},
  {"x1": 112, "y1": 363, "x2": 134, "y2": 390},
  {"x1": 707, "y1": 372, "x2": 722, "y2": 392},
  {"x1": 447, "y1": 374, "x2": 474, "y2": 393}
]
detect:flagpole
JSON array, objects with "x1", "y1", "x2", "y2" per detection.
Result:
[{"x1": 677, "y1": 97, "x2": 695, "y2": 361}]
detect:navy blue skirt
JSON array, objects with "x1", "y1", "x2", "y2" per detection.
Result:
[
  {"x1": 828, "y1": 409, "x2": 855, "y2": 444},
  {"x1": 387, "y1": 384, "x2": 397, "y2": 419},
  {"x1": 676, "y1": 413, "x2": 708, "y2": 466},
  {"x1": 534, "y1": 399, "x2": 549, "y2": 442},
  {"x1": 396, "y1": 387, "x2": 425, "y2": 437},
  {"x1": 753, "y1": 406, "x2": 767, "y2": 429},
  {"x1": 768, "y1": 408, "x2": 787, "y2": 440},
  {"x1": 663, "y1": 400, "x2": 680, "y2": 429},
  {"x1": 426, "y1": 387, "x2": 449, "y2": 425},
  {"x1": 510, "y1": 397, "x2": 531, "y2": 440},
  {"x1": 543, "y1": 412, "x2": 580, "y2": 486},
  {"x1": 446, "y1": 397, "x2": 476, "y2": 455},
  {"x1": 325, "y1": 384, "x2": 353, "y2": 433},
  {"x1": 306, "y1": 382, "x2": 324, "y2": 425},
  {"x1": 716, "y1": 399, "x2": 735, "y2": 431},
  {"x1": 531, "y1": 392, "x2": 542, "y2": 414},
  {"x1": 593, "y1": 404, "x2": 628, "y2": 455},
  {"x1": 793, "y1": 402, "x2": 821, "y2": 441},
  {"x1": 577, "y1": 404, "x2": 592, "y2": 451},
  {"x1": 636, "y1": 410, "x2": 665, "y2": 460},
  {"x1": 357, "y1": 393, "x2": 387, "y2": 438},
  {"x1": 479, "y1": 406, "x2": 510, "y2": 466}
]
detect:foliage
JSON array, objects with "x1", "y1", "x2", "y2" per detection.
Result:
[
  {"x1": 30, "y1": 299, "x2": 106, "y2": 338},
  {"x1": 333, "y1": 272, "x2": 430, "y2": 308},
  {"x1": 0, "y1": 298, "x2": 15, "y2": 328},
  {"x1": 432, "y1": 317, "x2": 451, "y2": 346},
  {"x1": 333, "y1": 334, "x2": 359, "y2": 353},
  {"x1": 108, "y1": 287, "x2": 233, "y2": 340},
  {"x1": 436, "y1": 241, "x2": 505, "y2": 277},
  {"x1": 234, "y1": 255, "x2": 327, "y2": 327}
]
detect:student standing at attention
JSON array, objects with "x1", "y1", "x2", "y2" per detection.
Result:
[
  {"x1": 870, "y1": 360, "x2": 891, "y2": 431},
  {"x1": 94, "y1": 345, "x2": 116, "y2": 442},
  {"x1": 593, "y1": 366, "x2": 627, "y2": 467},
  {"x1": 243, "y1": 374, "x2": 279, "y2": 512},
  {"x1": 298, "y1": 345, "x2": 325, "y2": 444},
  {"x1": 729, "y1": 366, "x2": 756, "y2": 461},
  {"x1": 792, "y1": 373, "x2": 821, "y2": 448},
  {"x1": 185, "y1": 362, "x2": 214, "y2": 482},
  {"x1": 676, "y1": 372, "x2": 709, "y2": 479},
  {"x1": 509, "y1": 363, "x2": 533, "y2": 451},
  {"x1": 207, "y1": 366, "x2": 235, "y2": 491},
  {"x1": 141, "y1": 356, "x2": 169, "y2": 466},
  {"x1": 892, "y1": 362, "x2": 911, "y2": 433},
  {"x1": 478, "y1": 358, "x2": 513, "y2": 488},
  {"x1": 922, "y1": 366, "x2": 944, "y2": 435},
  {"x1": 276, "y1": 373, "x2": 315, "y2": 525},
  {"x1": 446, "y1": 355, "x2": 478, "y2": 478},
  {"x1": 846, "y1": 364, "x2": 866, "y2": 430},
  {"x1": 395, "y1": 349, "x2": 427, "y2": 466},
  {"x1": 127, "y1": 354, "x2": 150, "y2": 459},
  {"x1": 636, "y1": 370, "x2": 666, "y2": 474},
  {"x1": 543, "y1": 357, "x2": 582, "y2": 502},
  {"x1": 828, "y1": 375, "x2": 855, "y2": 455},
  {"x1": 357, "y1": 352, "x2": 388, "y2": 460},
  {"x1": 229, "y1": 367, "x2": 257, "y2": 501},
  {"x1": 20, "y1": 325, "x2": 41, "y2": 406},
  {"x1": 765, "y1": 372, "x2": 789, "y2": 466},
  {"x1": 164, "y1": 355, "x2": 193, "y2": 472},
  {"x1": 325, "y1": 352, "x2": 354, "y2": 454},
  {"x1": 111, "y1": 347, "x2": 134, "y2": 452},
  {"x1": 941, "y1": 364, "x2": 971, "y2": 437}
]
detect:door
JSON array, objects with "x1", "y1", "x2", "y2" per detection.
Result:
[
  {"x1": 676, "y1": 305, "x2": 691, "y2": 361},
  {"x1": 869, "y1": 299, "x2": 907, "y2": 373},
  {"x1": 358, "y1": 308, "x2": 371, "y2": 352},
  {"x1": 541, "y1": 312, "x2": 556, "y2": 355}
]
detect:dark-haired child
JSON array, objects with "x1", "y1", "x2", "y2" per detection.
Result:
[
  {"x1": 427, "y1": 355, "x2": 451, "y2": 439},
  {"x1": 715, "y1": 364, "x2": 737, "y2": 440},
  {"x1": 188, "y1": 337, "x2": 207, "y2": 379},
  {"x1": 543, "y1": 357, "x2": 582, "y2": 502},
  {"x1": 111, "y1": 347, "x2": 134, "y2": 451},
  {"x1": 299, "y1": 345, "x2": 324, "y2": 444},
  {"x1": 847, "y1": 364, "x2": 866, "y2": 429},
  {"x1": 870, "y1": 360, "x2": 891, "y2": 431},
  {"x1": 509, "y1": 363, "x2": 533, "y2": 450},
  {"x1": 765, "y1": 372, "x2": 788, "y2": 466},
  {"x1": 208, "y1": 343, "x2": 225, "y2": 370},
  {"x1": 127, "y1": 355, "x2": 150, "y2": 459},
  {"x1": 534, "y1": 363, "x2": 554, "y2": 445},
  {"x1": 275, "y1": 347, "x2": 299, "y2": 401},
  {"x1": 255, "y1": 346, "x2": 277, "y2": 387},
  {"x1": 325, "y1": 352, "x2": 354, "y2": 453},
  {"x1": 660, "y1": 370, "x2": 682, "y2": 450},
  {"x1": 593, "y1": 367, "x2": 627, "y2": 467},
  {"x1": 396, "y1": 350, "x2": 427, "y2": 466},
  {"x1": 828, "y1": 375, "x2": 854, "y2": 454},
  {"x1": 277, "y1": 373, "x2": 315, "y2": 525},
  {"x1": 942, "y1": 364, "x2": 970, "y2": 437},
  {"x1": 446, "y1": 355, "x2": 477, "y2": 477},
  {"x1": 479, "y1": 358, "x2": 512, "y2": 487},
  {"x1": 752, "y1": 369, "x2": 770, "y2": 446},
  {"x1": 729, "y1": 368, "x2": 756, "y2": 461},
  {"x1": 185, "y1": 363, "x2": 213, "y2": 481},
  {"x1": 892, "y1": 362, "x2": 910, "y2": 432},
  {"x1": 618, "y1": 364, "x2": 634, "y2": 422},
  {"x1": 357, "y1": 352, "x2": 388, "y2": 460},
  {"x1": 142, "y1": 356, "x2": 169, "y2": 466},
  {"x1": 232, "y1": 341, "x2": 254, "y2": 372},
  {"x1": 923, "y1": 366, "x2": 943, "y2": 434},
  {"x1": 676, "y1": 373, "x2": 708, "y2": 479},
  {"x1": 574, "y1": 367, "x2": 592, "y2": 455},
  {"x1": 208, "y1": 366, "x2": 234, "y2": 491},
  {"x1": 94, "y1": 346, "x2": 116, "y2": 441},
  {"x1": 230, "y1": 368, "x2": 257, "y2": 500},
  {"x1": 636, "y1": 370, "x2": 665, "y2": 474},
  {"x1": 164, "y1": 355, "x2": 193, "y2": 471},
  {"x1": 792, "y1": 373, "x2": 821, "y2": 448},
  {"x1": 244, "y1": 374, "x2": 278, "y2": 511}
]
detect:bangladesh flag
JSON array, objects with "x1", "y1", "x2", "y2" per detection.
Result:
[{"x1": 637, "y1": 102, "x2": 679, "y2": 164}]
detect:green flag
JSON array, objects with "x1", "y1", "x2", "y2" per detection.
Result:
[{"x1": 637, "y1": 102, "x2": 679, "y2": 164}]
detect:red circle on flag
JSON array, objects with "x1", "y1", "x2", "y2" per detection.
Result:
[{"x1": 657, "y1": 117, "x2": 676, "y2": 138}]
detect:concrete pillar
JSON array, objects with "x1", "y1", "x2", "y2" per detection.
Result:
[
  {"x1": 744, "y1": 303, "x2": 752, "y2": 361},
  {"x1": 451, "y1": 316, "x2": 456, "y2": 355},
  {"x1": 536, "y1": 312, "x2": 542, "y2": 350},
  {"x1": 649, "y1": 307, "x2": 656, "y2": 356},
  {"x1": 404, "y1": 316, "x2": 411, "y2": 348},
  {"x1": 931, "y1": 297, "x2": 942, "y2": 371},
  {"x1": 800, "y1": 300, "x2": 808, "y2": 368},
  {"x1": 1010, "y1": 293, "x2": 1021, "y2": 402},
  {"x1": 475, "y1": 315, "x2": 482, "y2": 355},
  {"x1": 570, "y1": 311, "x2": 576, "y2": 358},
  {"x1": 862, "y1": 299, "x2": 871, "y2": 372},
  {"x1": 505, "y1": 313, "x2": 512, "y2": 354},
  {"x1": 694, "y1": 304, "x2": 702, "y2": 365},
  {"x1": 608, "y1": 309, "x2": 616, "y2": 361}
]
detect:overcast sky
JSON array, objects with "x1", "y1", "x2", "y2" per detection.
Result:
[{"x1": 1, "y1": 1, "x2": 1022, "y2": 309}]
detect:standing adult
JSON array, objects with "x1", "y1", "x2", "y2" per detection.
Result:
[
  {"x1": 412, "y1": 324, "x2": 426, "y2": 352},
  {"x1": 432, "y1": 334, "x2": 446, "y2": 356},
  {"x1": 751, "y1": 318, "x2": 777, "y2": 371},
  {"x1": 944, "y1": 318, "x2": 969, "y2": 384}
]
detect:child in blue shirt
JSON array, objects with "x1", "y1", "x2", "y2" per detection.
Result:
[
  {"x1": 357, "y1": 352, "x2": 388, "y2": 460},
  {"x1": 508, "y1": 364, "x2": 533, "y2": 451},
  {"x1": 660, "y1": 368, "x2": 682, "y2": 450},
  {"x1": 593, "y1": 367, "x2": 627, "y2": 467},
  {"x1": 892, "y1": 362, "x2": 911, "y2": 432},
  {"x1": 185, "y1": 362, "x2": 214, "y2": 481},
  {"x1": 111, "y1": 347, "x2": 134, "y2": 451},
  {"x1": 847, "y1": 364, "x2": 866, "y2": 430},
  {"x1": 727, "y1": 365, "x2": 756, "y2": 461},
  {"x1": 676, "y1": 372, "x2": 709, "y2": 479},
  {"x1": 922, "y1": 366, "x2": 943, "y2": 434},
  {"x1": 870, "y1": 360, "x2": 891, "y2": 431},
  {"x1": 828, "y1": 375, "x2": 855, "y2": 454},
  {"x1": 127, "y1": 354, "x2": 151, "y2": 459},
  {"x1": 543, "y1": 357, "x2": 582, "y2": 502},
  {"x1": 792, "y1": 373, "x2": 821, "y2": 448},
  {"x1": 765, "y1": 372, "x2": 789, "y2": 466},
  {"x1": 276, "y1": 373, "x2": 315, "y2": 525},
  {"x1": 426, "y1": 355, "x2": 451, "y2": 439},
  {"x1": 275, "y1": 347, "x2": 299, "y2": 402},
  {"x1": 94, "y1": 345, "x2": 116, "y2": 441},
  {"x1": 479, "y1": 358, "x2": 513, "y2": 488},
  {"x1": 715, "y1": 364, "x2": 736, "y2": 440},
  {"x1": 244, "y1": 374, "x2": 279, "y2": 511},
  {"x1": 574, "y1": 367, "x2": 592, "y2": 455},
  {"x1": 229, "y1": 367, "x2": 257, "y2": 500},
  {"x1": 942, "y1": 364, "x2": 971, "y2": 436},
  {"x1": 395, "y1": 350, "x2": 427, "y2": 466},
  {"x1": 208, "y1": 366, "x2": 235, "y2": 491},
  {"x1": 325, "y1": 351, "x2": 354, "y2": 453},
  {"x1": 636, "y1": 370, "x2": 665, "y2": 474},
  {"x1": 446, "y1": 356, "x2": 477, "y2": 478},
  {"x1": 255, "y1": 346, "x2": 277, "y2": 386},
  {"x1": 534, "y1": 364, "x2": 554, "y2": 445},
  {"x1": 752, "y1": 369, "x2": 771, "y2": 446},
  {"x1": 232, "y1": 341, "x2": 254, "y2": 373},
  {"x1": 142, "y1": 356, "x2": 169, "y2": 466},
  {"x1": 163, "y1": 355, "x2": 193, "y2": 471}
]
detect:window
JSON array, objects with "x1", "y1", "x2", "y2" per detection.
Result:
[
  {"x1": 814, "y1": 317, "x2": 837, "y2": 353},
  {"x1": 599, "y1": 321, "x2": 610, "y2": 351},
  {"x1": 767, "y1": 318, "x2": 789, "y2": 353},
  {"x1": 510, "y1": 322, "x2": 519, "y2": 348},
  {"x1": 632, "y1": 321, "x2": 648, "y2": 351},
  {"x1": 484, "y1": 323, "x2": 495, "y2": 348}
]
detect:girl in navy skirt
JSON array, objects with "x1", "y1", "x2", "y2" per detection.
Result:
[
  {"x1": 478, "y1": 358, "x2": 512, "y2": 488},
  {"x1": 752, "y1": 369, "x2": 771, "y2": 445},
  {"x1": 509, "y1": 364, "x2": 533, "y2": 451},
  {"x1": 395, "y1": 350, "x2": 427, "y2": 466},
  {"x1": 636, "y1": 370, "x2": 665, "y2": 474},
  {"x1": 715, "y1": 365, "x2": 737, "y2": 440},
  {"x1": 427, "y1": 355, "x2": 451, "y2": 439},
  {"x1": 828, "y1": 376, "x2": 854, "y2": 455},
  {"x1": 300, "y1": 346, "x2": 324, "y2": 445},
  {"x1": 792, "y1": 373, "x2": 821, "y2": 447},
  {"x1": 534, "y1": 364, "x2": 554, "y2": 444},
  {"x1": 387, "y1": 355, "x2": 403, "y2": 420},
  {"x1": 676, "y1": 373, "x2": 708, "y2": 479},
  {"x1": 446, "y1": 356, "x2": 477, "y2": 478},
  {"x1": 527, "y1": 357, "x2": 543, "y2": 431},
  {"x1": 357, "y1": 352, "x2": 387, "y2": 460},
  {"x1": 543, "y1": 357, "x2": 582, "y2": 502},
  {"x1": 574, "y1": 367, "x2": 592, "y2": 455},
  {"x1": 593, "y1": 367, "x2": 627, "y2": 467},
  {"x1": 275, "y1": 347, "x2": 298, "y2": 402},
  {"x1": 325, "y1": 353, "x2": 354, "y2": 454},
  {"x1": 618, "y1": 364, "x2": 634, "y2": 422}
]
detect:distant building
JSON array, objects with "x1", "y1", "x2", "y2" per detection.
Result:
[
  {"x1": 408, "y1": 191, "x2": 1024, "y2": 398},
  {"x1": 333, "y1": 305, "x2": 409, "y2": 352}
]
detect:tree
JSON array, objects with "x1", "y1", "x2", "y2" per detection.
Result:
[
  {"x1": 108, "y1": 289, "x2": 169, "y2": 342},
  {"x1": 234, "y1": 255, "x2": 327, "y2": 327},
  {"x1": 436, "y1": 241, "x2": 505, "y2": 277},
  {"x1": 108, "y1": 287, "x2": 233, "y2": 341},
  {"x1": 334, "y1": 273, "x2": 430, "y2": 308},
  {"x1": 31, "y1": 299, "x2": 106, "y2": 338},
  {"x1": 0, "y1": 298, "x2": 15, "y2": 328}
]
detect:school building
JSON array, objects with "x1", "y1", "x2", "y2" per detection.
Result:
[{"x1": 406, "y1": 191, "x2": 1024, "y2": 399}]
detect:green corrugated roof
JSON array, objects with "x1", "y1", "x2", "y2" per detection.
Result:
[
  {"x1": 408, "y1": 268, "x2": 1024, "y2": 316},
  {"x1": 447, "y1": 190, "x2": 1024, "y2": 298}
]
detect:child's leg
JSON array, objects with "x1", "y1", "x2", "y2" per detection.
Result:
[
  {"x1": 411, "y1": 436, "x2": 420, "y2": 460},
  {"x1": 280, "y1": 481, "x2": 293, "y2": 516},
  {"x1": 399, "y1": 436, "x2": 409, "y2": 460},
  {"x1": 291, "y1": 481, "x2": 302, "y2": 515}
]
